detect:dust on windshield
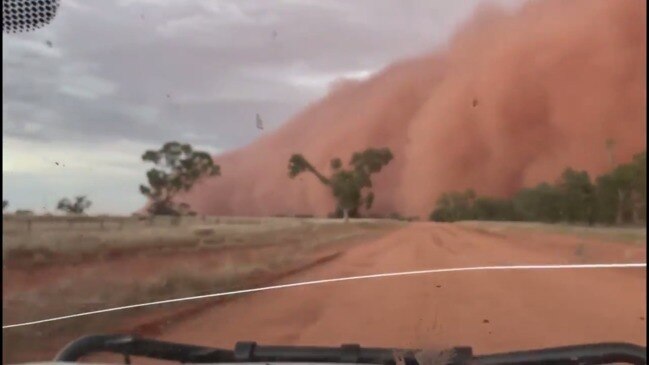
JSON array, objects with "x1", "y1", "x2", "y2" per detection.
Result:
[{"x1": 2, "y1": 0, "x2": 646, "y2": 364}]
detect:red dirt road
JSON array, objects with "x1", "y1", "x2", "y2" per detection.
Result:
[{"x1": 155, "y1": 223, "x2": 646, "y2": 355}]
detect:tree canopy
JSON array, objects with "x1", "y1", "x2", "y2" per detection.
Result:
[
  {"x1": 140, "y1": 141, "x2": 220, "y2": 216},
  {"x1": 429, "y1": 150, "x2": 646, "y2": 225},
  {"x1": 57, "y1": 196, "x2": 92, "y2": 215},
  {"x1": 288, "y1": 147, "x2": 394, "y2": 221}
]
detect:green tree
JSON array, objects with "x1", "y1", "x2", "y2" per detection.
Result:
[
  {"x1": 429, "y1": 190, "x2": 477, "y2": 222},
  {"x1": 513, "y1": 183, "x2": 564, "y2": 223},
  {"x1": 596, "y1": 151, "x2": 646, "y2": 224},
  {"x1": 140, "y1": 142, "x2": 220, "y2": 216},
  {"x1": 428, "y1": 149, "x2": 646, "y2": 226},
  {"x1": 473, "y1": 196, "x2": 517, "y2": 221},
  {"x1": 598, "y1": 164, "x2": 636, "y2": 224},
  {"x1": 57, "y1": 196, "x2": 92, "y2": 215},
  {"x1": 595, "y1": 174, "x2": 618, "y2": 224},
  {"x1": 288, "y1": 147, "x2": 393, "y2": 221},
  {"x1": 556, "y1": 168, "x2": 597, "y2": 225},
  {"x1": 630, "y1": 151, "x2": 646, "y2": 222}
]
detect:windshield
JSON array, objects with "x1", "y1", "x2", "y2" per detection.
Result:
[{"x1": 2, "y1": 0, "x2": 646, "y2": 364}]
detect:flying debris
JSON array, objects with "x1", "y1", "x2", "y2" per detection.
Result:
[
  {"x1": 45, "y1": 40, "x2": 53, "y2": 48},
  {"x1": 256, "y1": 113, "x2": 264, "y2": 130},
  {"x1": 271, "y1": 30, "x2": 278, "y2": 40}
]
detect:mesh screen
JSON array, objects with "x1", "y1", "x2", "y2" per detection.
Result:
[{"x1": 3, "y1": 0, "x2": 60, "y2": 33}]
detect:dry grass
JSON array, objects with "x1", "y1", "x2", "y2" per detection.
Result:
[
  {"x1": 2, "y1": 216, "x2": 400, "y2": 364},
  {"x1": 2, "y1": 215, "x2": 401, "y2": 266},
  {"x1": 3, "y1": 263, "x2": 270, "y2": 364},
  {"x1": 457, "y1": 221, "x2": 646, "y2": 245}
]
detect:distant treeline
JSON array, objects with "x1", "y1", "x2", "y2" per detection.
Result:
[{"x1": 429, "y1": 151, "x2": 646, "y2": 225}]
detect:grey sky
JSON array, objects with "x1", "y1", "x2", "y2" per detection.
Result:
[{"x1": 3, "y1": 0, "x2": 521, "y2": 214}]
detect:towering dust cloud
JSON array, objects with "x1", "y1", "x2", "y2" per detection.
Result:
[{"x1": 180, "y1": 0, "x2": 646, "y2": 218}]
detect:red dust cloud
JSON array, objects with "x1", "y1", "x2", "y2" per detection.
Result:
[{"x1": 179, "y1": 0, "x2": 646, "y2": 218}]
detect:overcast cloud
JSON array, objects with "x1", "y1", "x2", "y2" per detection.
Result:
[{"x1": 3, "y1": 0, "x2": 521, "y2": 214}]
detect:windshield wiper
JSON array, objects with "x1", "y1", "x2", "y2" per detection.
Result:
[
  {"x1": 54, "y1": 334, "x2": 646, "y2": 365},
  {"x1": 476, "y1": 343, "x2": 646, "y2": 365}
]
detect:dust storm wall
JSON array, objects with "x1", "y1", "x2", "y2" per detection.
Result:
[{"x1": 179, "y1": 0, "x2": 647, "y2": 218}]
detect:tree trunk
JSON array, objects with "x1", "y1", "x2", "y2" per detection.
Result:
[
  {"x1": 342, "y1": 208, "x2": 349, "y2": 223},
  {"x1": 605, "y1": 139, "x2": 616, "y2": 167},
  {"x1": 631, "y1": 191, "x2": 641, "y2": 224},
  {"x1": 616, "y1": 189, "x2": 625, "y2": 225},
  {"x1": 632, "y1": 207, "x2": 640, "y2": 224},
  {"x1": 587, "y1": 207, "x2": 595, "y2": 226}
]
